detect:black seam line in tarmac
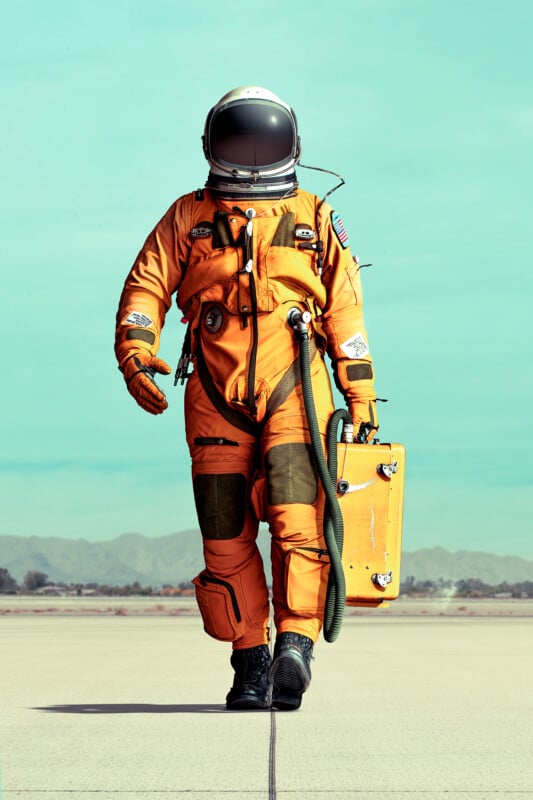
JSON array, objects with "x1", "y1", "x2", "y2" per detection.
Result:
[
  {"x1": 269, "y1": 705, "x2": 277, "y2": 800},
  {"x1": 7, "y1": 791, "x2": 533, "y2": 795},
  {"x1": 268, "y1": 616, "x2": 277, "y2": 800}
]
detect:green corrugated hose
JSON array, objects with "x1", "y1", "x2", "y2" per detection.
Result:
[{"x1": 294, "y1": 322, "x2": 349, "y2": 642}]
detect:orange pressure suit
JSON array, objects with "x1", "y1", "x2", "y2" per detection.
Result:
[{"x1": 115, "y1": 186, "x2": 376, "y2": 649}]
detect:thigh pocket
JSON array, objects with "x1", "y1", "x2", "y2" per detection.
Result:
[
  {"x1": 285, "y1": 547, "x2": 330, "y2": 617},
  {"x1": 192, "y1": 571, "x2": 246, "y2": 641}
]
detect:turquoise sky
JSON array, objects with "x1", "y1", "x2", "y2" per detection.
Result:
[{"x1": 2, "y1": 0, "x2": 532, "y2": 557}]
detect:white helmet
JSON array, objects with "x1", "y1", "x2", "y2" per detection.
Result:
[{"x1": 203, "y1": 86, "x2": 301, "y2": 197}]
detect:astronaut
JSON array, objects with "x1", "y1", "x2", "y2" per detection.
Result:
[{"x1": 115, "y1": 87, "x2": 377, "y2": 710}]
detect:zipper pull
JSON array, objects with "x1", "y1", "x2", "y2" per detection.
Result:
[{"x1": 245, "y1": 207, "x2": 256, "y2": 237}]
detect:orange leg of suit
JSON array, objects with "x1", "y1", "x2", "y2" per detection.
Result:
[{"x1": 186, "y1": 353, "x2": 334, "y2": 650}]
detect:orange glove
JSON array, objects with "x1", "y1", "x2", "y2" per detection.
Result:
[
  {"x1": 121, "y1": 353, "x2": 171, "y2": 415},
  {"x1": 348, "y1": 398, "x2": 379, "y2": 443}
]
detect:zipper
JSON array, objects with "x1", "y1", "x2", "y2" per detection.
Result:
[
  {"x1": 248, "y1": 270, "x2": 259, "y2": 415},
  {"x1": 243, "y1": 212, "x2": 258, "y2": 415},
  {"x1": 234, "y1": 206, "x2": 259, "y2": 416},
  {"x1": 297, "y1": 546, "x2": 330, "y2": 559},
  {"x1": 199, "y1": 573, "x2": 242, "y2": 623},
  {"x1": 193, "y1": 437, "x2": 239, "y2": 447}
]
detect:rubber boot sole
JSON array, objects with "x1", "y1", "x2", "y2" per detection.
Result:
[
  {"x1": 226, "y1": 697, "x2": 271, "y2": 710},
  {"x1": 269, "y1": 649, "x2": 311, "y2": 711},
  {"x1": 226, "y1": 693, "x2": 271, "y2": 710}
]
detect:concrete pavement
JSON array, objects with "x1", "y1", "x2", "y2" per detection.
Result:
[{"x1": 1, "y1": 612, "x2": 532, "y2": 799}]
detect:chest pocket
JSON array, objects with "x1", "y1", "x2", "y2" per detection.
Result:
[
  {"x1": 178, "y1": 210, "x2": 242, "y2": 318},
  {"x1": 178, "y1": 248, "x2": 240, "y2": 318},
  {"x1": 265, "y1": 213, "x2": 326, "y2": 307}
]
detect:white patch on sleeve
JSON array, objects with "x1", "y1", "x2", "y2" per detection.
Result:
[
  {"x1": 340, "y1": 332, "x2": 370, "y2": 359},
  {"x1": 125, "y1": 311, "x2": 153, "y2": 328}
]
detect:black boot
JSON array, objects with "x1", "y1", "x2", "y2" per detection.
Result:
[
  {"x1": 269, "y1": 632, "x2": 314, "y2": 711},
  {"x1": 226, "y1": 645, "x2": 272, "y2": 710}
]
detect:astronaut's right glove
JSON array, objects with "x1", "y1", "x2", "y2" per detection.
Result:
[{"x1": 121, "y1": 353, "x2": 171, "y2": 415}]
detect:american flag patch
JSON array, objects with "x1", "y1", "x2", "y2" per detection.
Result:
[{"x1": 331, "y1": 211, "x2": 349, "y2": 248}]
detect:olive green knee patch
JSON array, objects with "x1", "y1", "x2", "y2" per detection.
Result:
[
  {"x1": 193, "y1": 474, "x2": 246, "y2": 539},
  {"x1": 265, "y1": 443, "x2": 317, "y2": 506}
]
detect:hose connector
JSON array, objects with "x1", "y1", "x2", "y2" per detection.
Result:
[
  {"x1": 288, "y1": 307, "x2": 312, "y2": 340},
  {"x1": 341, "y1": 421, "x2": 354, "y2": 443}
]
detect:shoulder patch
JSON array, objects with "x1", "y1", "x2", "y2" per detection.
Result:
[{"x1": 331, "y1": 211, "x2": 349, "y2": 249}]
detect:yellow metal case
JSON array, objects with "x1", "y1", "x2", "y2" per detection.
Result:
[{"x1": 336, "y1": 441, "x2": 405, "y2": 607}]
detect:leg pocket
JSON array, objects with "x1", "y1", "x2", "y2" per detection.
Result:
[
  {"x1": 285, "y1": 547, "x2": 330, "y2": 618},
  {"x1": 193, "y1": 571, "x2": 247, "y2": 641}
]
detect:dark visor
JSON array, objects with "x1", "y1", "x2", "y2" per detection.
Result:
[{"x1": 209, "y1": 100, "x2": 296, "y2": 169}]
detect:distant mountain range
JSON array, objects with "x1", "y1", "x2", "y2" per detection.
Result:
[{"x1": 0, "y1": 532, "x2": 532, "y2": 587}]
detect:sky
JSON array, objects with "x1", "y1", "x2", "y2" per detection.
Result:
[{"x1": 1, "y1": 0, "x2": 532, "y2": 558}]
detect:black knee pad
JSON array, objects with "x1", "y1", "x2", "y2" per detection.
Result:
[{"x1": 193, "y1": 473, "x2": 247, "y2": 539}]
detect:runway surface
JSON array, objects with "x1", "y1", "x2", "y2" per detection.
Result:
[{"x1": 0, "y1": 608, "x2": 532, "y2": 799}]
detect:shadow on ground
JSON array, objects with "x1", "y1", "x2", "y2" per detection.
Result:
[{"x1": 32, "y1": 703, "x2": 233, "y2": 714}]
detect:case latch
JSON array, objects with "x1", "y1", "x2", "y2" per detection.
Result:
[
  {"x1": 371, "y1": 571, "x2": 393, "y2": 588},
  {"x1": 377, "y1": 461, "x2": 398, "y2": 479}
]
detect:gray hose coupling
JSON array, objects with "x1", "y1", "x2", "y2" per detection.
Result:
[{"x1": 288, "y1": 307, "x2": 312, "y2": 340}]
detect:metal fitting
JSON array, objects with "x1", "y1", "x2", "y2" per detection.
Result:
[
  {"x1": 341, "y1": 422, "x2": 354, "y2": 443},
  {"x1": 287, "y1": 307, "x2": 312, "y2": 339},
  {"x1": 371, "y1": 571, "x2": 393, "y2": 589},
  {"x1": 377, "y1": 461, "x2": 399, "y2": 479}
]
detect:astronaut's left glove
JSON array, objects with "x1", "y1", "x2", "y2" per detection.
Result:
[
  {"x1": 348, "y1": 398, "x2": 379, "y2": 443},
  {"x1": 121, "y1": 352, "x2": 171, "y2": 415},
  {"x1": 332, "y1": 359, "x2": 378, "y2": 442}
]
